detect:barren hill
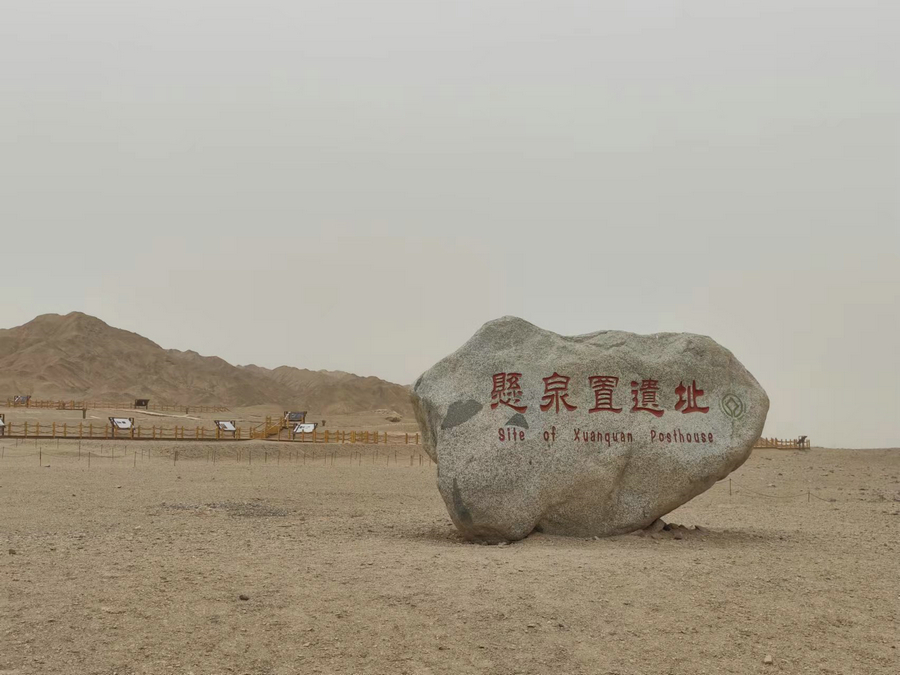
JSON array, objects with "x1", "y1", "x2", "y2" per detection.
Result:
[
  {"x1": 240, "y1": 364, "x2": 412, "y2": 415},
  {"x1": 0, "y1": 312, "x2": 413, "y2": 414}
]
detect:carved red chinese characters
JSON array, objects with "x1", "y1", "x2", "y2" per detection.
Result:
[
  {"x1": 630, "y1": 379, "x2": 664, "y2": 417},
  {"x1": 540, "y1": 372, "x2": 577, "y2": 413},
  {"x1": 490, "y1": 372, "x2": 712, "y2": 416},
  {"x1": 490, "y1": 372, "x2": 527, "y2": 413},
  {"x1": 675, "y1": 380, "x2": 710, "y2": 414},
  {"x1": 588, "y1": 376, "x2": 623, "y2": 413}
]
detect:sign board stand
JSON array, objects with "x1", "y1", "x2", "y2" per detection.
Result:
[
  {"x1": 283, "y1": 411, "x2": 308, "y2": 428},
  {"x1": 109, "y1": 417, "x2": 135, "y2": 439},
  {"x1": 214, "y1": 420, "x2": 238, "y2": 438},
  {"x1": 291, "y1": 422, "x2": 317, "y2": 439}
]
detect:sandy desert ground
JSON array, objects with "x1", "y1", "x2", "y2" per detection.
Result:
[{"x1": 1, "y1": 438, "x2": 898, "y2": 675}]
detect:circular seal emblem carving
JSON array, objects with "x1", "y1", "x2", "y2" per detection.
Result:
[{"x1": 720, "y1": 393, "x2": 747, "y2": 420}]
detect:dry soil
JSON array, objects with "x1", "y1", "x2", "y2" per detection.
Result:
[{"x1": 1, "y1": 440, "x2": 898, "y2": 675}]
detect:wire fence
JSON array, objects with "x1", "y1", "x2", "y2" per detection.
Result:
[
  {"x1": 723, "y1": 477, "x2": 841, "y2": 503},
  {"x1": 0, "y1": 422, "x2": 420, "y2": 445},
  {"x1": 2, "y1": 441, "x2": 895, "y2": 507},
  {"x1": 0, "y1": 439, "x2": 433, "y2": 467}
]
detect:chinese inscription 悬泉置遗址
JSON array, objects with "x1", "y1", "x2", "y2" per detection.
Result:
[{"x1": 490, "y1": 373, "x2": 710, "y2": 417}]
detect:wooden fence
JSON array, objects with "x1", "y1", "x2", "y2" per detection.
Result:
[
  {"x1": 0, "y1": 421, "x2": 419, "y2": 445},
  {"x1": 2, "y1": 398, "x2": 229, "y2": 413},
  {"x1": 753, "y1": 437, "x2": 811, "y2": 450}
]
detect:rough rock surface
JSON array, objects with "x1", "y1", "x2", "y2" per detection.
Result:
[{"x1": 411, "y1": 316, "x2": 768, "y2": 542}]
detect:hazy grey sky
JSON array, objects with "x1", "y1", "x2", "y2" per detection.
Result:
[{"x1": 1, "y1": 1, "x2": 897, "y2": 448}]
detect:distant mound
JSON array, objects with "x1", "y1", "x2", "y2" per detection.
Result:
[
  {"x1": 0, "y1": 312, "x2": 413, "y2": 414},
  {"x1": 240, "y1": 365, "x2": 413, "y2": 415}
]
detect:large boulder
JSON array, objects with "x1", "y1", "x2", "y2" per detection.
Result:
[{"x1": 411, "y1": 317, "x2": 768, "y2": 542}]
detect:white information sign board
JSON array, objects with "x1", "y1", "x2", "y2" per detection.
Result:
[
  {"x1": 293, "y1": 423, "x2": 317, "y2": 434},
  {"x1": 110, "y1": 417, "x2": 134, "y2": 430}
]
